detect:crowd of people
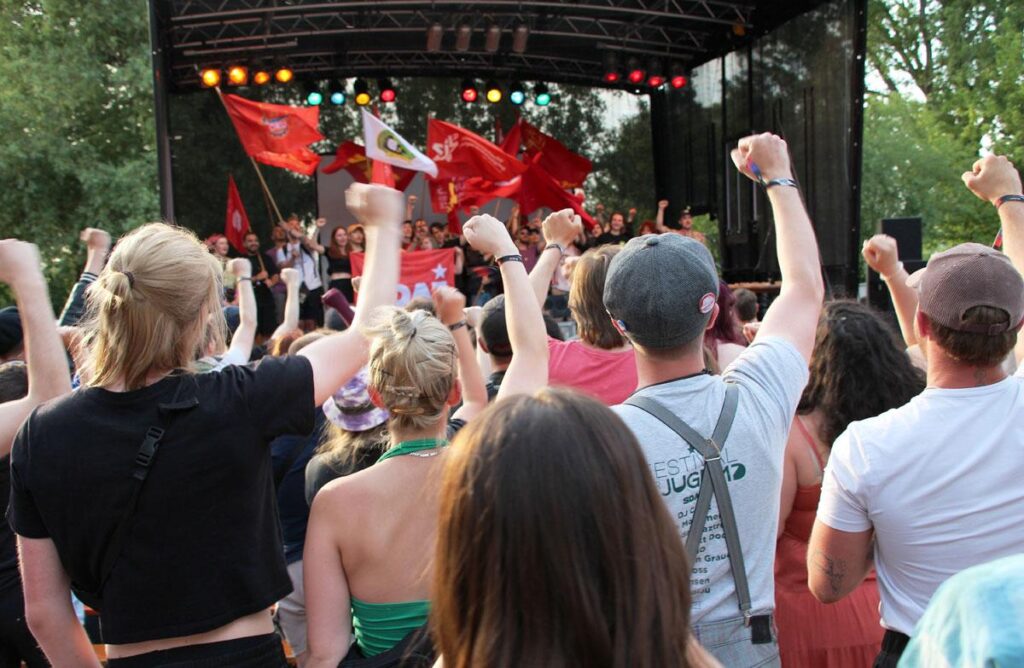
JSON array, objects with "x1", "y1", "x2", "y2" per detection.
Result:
[{"x1": 0, "y1": 133, "x2": 1022, "y2": 668}]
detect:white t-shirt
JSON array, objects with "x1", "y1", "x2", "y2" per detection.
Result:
[
  {"x1": 285, "y1": 242, "x2": 322, "y2": 291},
  {"x1": 817, "y1": 367, "x2": 1024, "y2": 635},
  {"x1": 614, "y1": 336, "x2": 808, "y2": 624}
]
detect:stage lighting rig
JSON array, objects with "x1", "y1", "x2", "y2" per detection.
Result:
[
  {"x1": 378, "y1": 78, "x2": 396, "y2": 103},
  {"x1": 461, "y1": 79, "x2": 478, "y2": 103},
  {"x1": 626, "y1": 58, "x2": 646, "y2": 85},
  {"x1": 275, "y1": 67, "x2": 294, "y2": 83},
  {"x1": 200, "y1": 68, "x2": 221, "y2": 88},
  {"x1": 304, "y1": 82, "x2": 323, "y2": 106},
  {"x1": 509, "y1": 82, "x2": 526, "y2": 106},
  {"x1": 227, "y1": 65, "x2": 248, "y2": 86},
  {"x1": 354, "y1": 79, "x2": 372, "y2": 106},
  {"x1": 534, "y1": 82, "x2": 551, "y2": 106},
  {"x1": 485, "y1": 81, "x2": 502, "y2": 104},
  {"x1": 329, "y1": 79, "x2": 346, "y2": 105}
]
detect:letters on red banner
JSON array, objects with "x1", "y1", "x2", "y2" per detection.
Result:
[{"x1": 351, "y1": 248, "x2": 456, "y2": 307}]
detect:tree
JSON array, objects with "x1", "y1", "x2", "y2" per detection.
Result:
[{"x1": 590, "y1": 101, "x2": 655, "y2": 224}]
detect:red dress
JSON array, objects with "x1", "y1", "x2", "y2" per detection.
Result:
[{"x1": 774, "y1": 419, "x2": 883, "y2": 667}]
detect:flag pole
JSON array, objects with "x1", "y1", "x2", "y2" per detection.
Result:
[{"x1": 214, "y1": 87, "x2": 286, "y2": 224}]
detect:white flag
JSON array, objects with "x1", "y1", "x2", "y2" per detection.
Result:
[{"x1": 361, "y1": 109, "x2": 438, "y2": 178}]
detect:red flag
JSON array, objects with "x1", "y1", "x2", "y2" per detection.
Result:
[
  {"x1": 224, "y1": 175, "x2": 251, "y2": 252},
  {"x1": 351, "y1": 248, "x2": 456, "y2": 306},
  {"x1": 221, "y1": 94, "x2": 324, "y2": 176},
  {"x1": 518, "y1": 162, "x2": 597, "y2": 230},
  {"x1": 322, "y1": 141, "x2": 416, "y2": 191},
  {"x1": 519, "y1": 119, "x2": 592, "y2": 189},
  {"x1": 427, "y1": 119, "x2": 527, "y2": 182},
  {"x1": 500, "y1": 118, "x2": 522, "y2": 157}
]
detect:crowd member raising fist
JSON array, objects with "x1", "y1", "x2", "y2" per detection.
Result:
[{"x1": 9, "y1": 183, "x2": 402, "y2": 667}]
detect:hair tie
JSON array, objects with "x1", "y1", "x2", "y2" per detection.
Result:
[{"x1": 122, "y1": 271, "x2": 135, "y2": 288}]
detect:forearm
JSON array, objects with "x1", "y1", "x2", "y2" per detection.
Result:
[
  {"x1": 528, "y1": 247, "x2": 562, "y2": 307},
  {"x1": 451, "y1": 326, "x2": 487, "y2": 417},
  {"x1": 496, "y1": 253, "x2": 549, "y2": 398},
  {"x1": 655, "y1": 208, "x2": 667, "y2": 231},
  {"x1": 997, "y1": 202, "x2": 1024, "y2": 361},
  {"x1": 30, "y1": 607, "x2": 99, "y2": 667},
  {"x1": 57, "y1": 273, "x2": 97, "y2": 327},
  {"x1": 228, "y1": 279, "x2": 257, "y2": 361},
  {"x1": 0, "y1": 274, "x2": 70, "y2": 456},
  {"x1": 882, "y1": 265, "x2": 919, "y2": 348},
  {"x1": 769, "y1": 188, "x2": 824, "y2": 301},
  {"x1": 272, "y1": 282, "x2": 301, "y2": 340},
  {"x1": 351, "y1": 226, "x2": 401, "y2": 330}
]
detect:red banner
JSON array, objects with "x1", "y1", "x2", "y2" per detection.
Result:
[
  {"x1": 517, "y1": 119, "x2": 592, "y2": 190},
  {"x1": 322, "y1": 141, "x2": 416, "y2": 191},
  {"x1": 351, "y1": 248, "x2": 456, "y2": 307},
  {"x1": 427, "y1": 119, "x2": 527, "y2": 182},
  {"x1": 519, "y1": 162, "x2": 597, "y2": 230},
  {"x1": 224, "y1": 175, "x2": 251, "y2": 252},
  {"x1": 221, "y1": 94, "x2": 323, "y2": 176}
]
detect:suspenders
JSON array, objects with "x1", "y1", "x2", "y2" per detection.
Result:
[{"x1": 624, "y1": 383, "x2": 771, "y2": 641}]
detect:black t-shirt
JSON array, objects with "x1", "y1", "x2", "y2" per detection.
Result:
[
  {"x1": 270, "y1": 411, "x2": 326, "y2": 565},
  {"x1": 325, "y1": 253, "x2": 352, "y2": 275},
  {"x1": 8, "y1": 356, "x2": 314, "y2": 644},
  {"x1": 0, "y1": 455, "x2": 18, "y2": 594},
  {"x1": 595, "y1": 230, "x2": 633, "y2": 247},
  {"x1": 247, "y1": 252, "x2": 279, "y2": 300}
]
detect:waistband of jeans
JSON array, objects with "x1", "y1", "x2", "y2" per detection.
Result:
[{"x1": 106, "y1": 633, "x2": 281, "y2": 667}]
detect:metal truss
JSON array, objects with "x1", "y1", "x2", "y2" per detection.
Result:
[{"x1": 157, "y1": 1, "x2": 779, "y2": 90}]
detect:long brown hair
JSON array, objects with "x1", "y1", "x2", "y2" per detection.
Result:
[
  {"x1": 570, "y1": 245, "x2": 627, "y2": 349},
  {"x1": 433, "y1": 388, "x2": 693, "y2": 668}
]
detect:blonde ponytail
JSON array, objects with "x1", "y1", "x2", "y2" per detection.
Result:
[{"x1": 365, "y1": 308, "x2": 457, "y2": 433}]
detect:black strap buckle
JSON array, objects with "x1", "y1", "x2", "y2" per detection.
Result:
[
  {"x1": 749, "y1": 614, "x2": 773, "y2": 644},
  {"x1": 133, "y1": 426, "x2": 165, "y2": 472}
]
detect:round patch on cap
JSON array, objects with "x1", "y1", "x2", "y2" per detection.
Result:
[
  {"x1": 644, "y1": 237, "x2": 660, "y2": 247},
  {"x1": 699, "y1": 292, "x2": 716, "y2": 314}
]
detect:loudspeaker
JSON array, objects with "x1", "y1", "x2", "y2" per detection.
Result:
[
  {"x1": 881, "y1": 217, "x2": 922, "y2": 261},
  {"x1": 867, "y1": 259, "x2": 926, "y2": 312}
]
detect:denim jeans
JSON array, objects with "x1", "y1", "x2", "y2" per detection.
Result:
[{"x1": 693, "y1": 615, "x2": 781, "y2": 668}]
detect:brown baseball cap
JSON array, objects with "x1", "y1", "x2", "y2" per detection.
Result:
[{"x1": 907, "y1": 242, "x2": 1024, "y2": 334}]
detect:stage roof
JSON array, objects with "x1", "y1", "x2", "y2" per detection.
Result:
[{"x1": 154, "y1": 0, "x2": 830, "y2": 92}]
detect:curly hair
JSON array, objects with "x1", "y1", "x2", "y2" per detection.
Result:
[{"x1": 798, "y1": 301, "x2": 925, "y2": 446}]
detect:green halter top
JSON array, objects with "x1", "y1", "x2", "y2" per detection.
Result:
[{"x1": 377, "y1": 438, "x2": 448, "y2": 462}]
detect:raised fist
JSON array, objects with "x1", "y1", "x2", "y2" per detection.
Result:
[
  {"x1": 962, "y1": 155, "x2": 1022, "y2": 206},
  {"x1": 862, "y1": 234, "x2": 901, "y2": 278},
  {"x1": 280, "y1": 267, "x2": 300, "y2": 288},
  {"x1": 80, "y1": 228, "x2": 112, "y2": 252},
  {"x1": 407, "y1": 194, "x2": 418, "y2": 205},
  {"x1": 628, "y1": 207, "x2": 637, "y2": 218},
  {"x1": 542, "y1": 208, "x2": 583, "y2": 248},
  {"x1": 227, "y1": 258, "x2": 252, "y2": 279},
  {"x1": 345, "y1": 183, "x2": 404, "y2": 229},
  {"x1": 463, "y1": 305, "x2": 484, "y2": 329},
  {"x1": 731, "y1": 132, "x2": 793, "y2": 183},
  {"x1": 0, "y1": 240, "x2": 43, "y2": 288},
  {"x1": 658, "y1": 199, "x2": 669, "y2": 210},
  {"x1": 464, "y1": 214, "x2": 517, "y2": 259},
  {"x1": 431, "y1": 286, "x2": 467, "y2": 326},
  {"x1": 315, "y1": 217, "x2": 327, "y2": 228},
  {"x1": 742, "y1": 321, "x2": 761, "y2": 344}
]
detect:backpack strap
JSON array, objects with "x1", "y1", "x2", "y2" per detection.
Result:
[{"x1": 623, "y1": 383, "x2": 752, "y2": 617}]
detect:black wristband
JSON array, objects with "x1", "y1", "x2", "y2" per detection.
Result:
[
  {"x1": 496, "y1": 254, "x2": 524, "y2": 265},
  {"x1": 448, "y1": 320, "x2": 468, "y2": 332},
  {"x1": 765, "y1": 178, "x2": 799, "y2": 189},
  {"x1": 544, "y1": 243, "x2": 565, "y2": 256},
  {"x1": 236, "y1": 277, "x2": 252, "y2": 282},
  {"x1": 996, "y1": 194, "x2": 1024, "y2": 209}
]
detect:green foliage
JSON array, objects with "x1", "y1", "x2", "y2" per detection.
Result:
[
  {"x1": 589, "y1": 100, "x2": 655, "y2": 223},
  {"x1": 0, "y1": 0, "x2": 159, "y2": 304},
  {"x1": 861, "y1": 94, "x2": 995, "y2": 255}
]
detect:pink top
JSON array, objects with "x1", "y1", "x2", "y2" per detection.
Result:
[{"x1": 547, "y1": 337, "x2": 638, "y2": 406}]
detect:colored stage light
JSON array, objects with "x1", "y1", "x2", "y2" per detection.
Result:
[
  {"x1": 253, "y1": 70, "x2": 271, "y2": 86},
  {"x1": 200, "y1": 68, "x2": 221, "y2": 88},
  {"x1": 379, "y1": 78, "x2": 396, "y2": 103},
  {"x1": 648, "y1": 74, "x2": 665, "y2": 87},
  {"x1": 354, "y1": 79, "x2": 372, "y2": 106},
  {"x1": 671, "y1": 74, "x2": 688, "y2": 89},
  {"x1": 461, "y1": 79, "x2": 478, "y2": 103},
  {"x1": 626, "y1": 58, "x2": 645, "y2": 85},
  {"x1": 329, "y1": 79, "x2": 346, "y2": 105},
  {"x1": 647, "y1": 59, "x2": 665, "y2": 87},
  {"x1": 534, "y1": 82, "x2": 551, "y2": 106},
  {"x1": 306, "y1": 91, "x2": 323, "y2": 106},
  {"x1": 227, "y1": 65, "x2": 248, "y2": 86},
  {"x1": 603, "y1": 51, "x2": 620, "y2": 83},
  {"x1": 275, "y1": 67, "x2": 294, "y2": 83},
  {"x1": 485, "y1": 81, "x2": 502, "y2": 103},
  {"x1": 330, "y1": 91, "x2": 346, "y2": 105},
  {"x1": 509, "y1": 82, "x2": 526, "y2": 105}
]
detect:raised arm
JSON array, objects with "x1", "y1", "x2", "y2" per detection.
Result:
[
  {"x1": 0, "y1": 241, "x2": 71, "y2": 457},
  {"x1": 300, "y1": 184, "x2": 402, "y2": 405},
  {"x1": 224, "y1": 258, "x2": 256, "y2": 365},
  {"x1": 863, "y1": 234, "x2": 918, "y2": 348},
  {"x1": 463, "y1": 214, "x2": 548, "y2": 398},
  {"x1": 270, "y1": 268, "x2": 302, "y2": 342},
  {"x1": 58, "y1": 228, "x2": 110, "y2": 327},
  {"x1": 961, "y1": 154, "x2": 1024, "y2": 361},
  {"x1": 304, "y1": 218, "x2": 327, "y2": 254},
  {"x1": 528, "y1": 209, "x2": 582, "y2": 307},
  {"x1": 655, "y1": 200, "x2": 670, "y2": 233},
  {"x1": 435, "y1": 287, "x2": 488, "y2": 421},
  {"x1": 730, "y1": 133, "x2": 824, "y2": 361}
]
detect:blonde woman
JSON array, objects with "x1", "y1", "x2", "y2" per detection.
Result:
[
  {"x1": 10, "y1": 184, "x2": 404, "y2": 667},
  {"x1": 303, "y1": 214, "x2": 549, "y2": 667}
]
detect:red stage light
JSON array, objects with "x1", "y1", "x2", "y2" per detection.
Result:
[
  {"x1": 648, "y1": 75, "x2": 665, "y2": 87},
  {"x1": 671, "y1": 74, "x2": 688, "y2": 89},
  {"x1": 380, "y1": 89, "x2": 396, "y2": 102},
  {"x1": 627, "y1": 69, "x2": 645, "y2": 84},
  {"x1": 461, "y1": 79, "x2": 478, "y2": 102},
  {"x1": 604, "y1": 71, "x2": 620, "y2": 83}
]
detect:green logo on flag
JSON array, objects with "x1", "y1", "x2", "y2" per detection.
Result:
[{"x1": 378, "y1": 130, "x2": 415, "y2": 163}]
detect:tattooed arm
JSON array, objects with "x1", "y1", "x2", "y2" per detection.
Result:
[{"x1": 806, "y1": 522, "x2": 874, "y2": 603}]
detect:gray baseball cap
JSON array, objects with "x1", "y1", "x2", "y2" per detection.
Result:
[{"x1": 603, "y1": 234, "x2": 719, "y2": 349}]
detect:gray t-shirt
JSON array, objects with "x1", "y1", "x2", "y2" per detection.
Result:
[{"x1": 613, "y1": 336, "x2": 807, "y2": 625}]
